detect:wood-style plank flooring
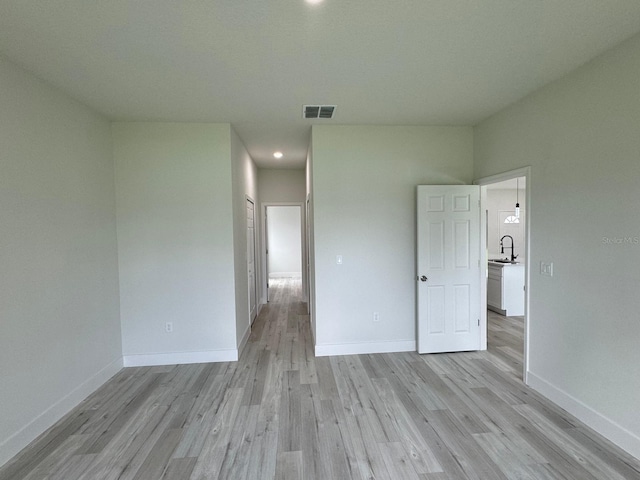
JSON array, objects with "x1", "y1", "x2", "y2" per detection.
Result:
[{"x1": 2, "y1": 278, "x2": 640, "y2": 479}]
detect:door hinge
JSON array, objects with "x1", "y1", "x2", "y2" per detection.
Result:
[{"x1": 478, "y1": 318, "x2": 480, "y2": 326}]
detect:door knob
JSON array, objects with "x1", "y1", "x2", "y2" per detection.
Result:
[{"x1": 420, "y1": 276, "x2": 428, "y2": 282}]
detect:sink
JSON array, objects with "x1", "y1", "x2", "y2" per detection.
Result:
[{"x1": 490, "y1": 259, "x2": 518, "y2": 264}]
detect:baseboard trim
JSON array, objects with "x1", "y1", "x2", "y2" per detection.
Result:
[
  {"x1": 0, "y1": 357, "x2": 123, "y2": 468},
  {"x1": 315, "y1": 340, "x2": 415, "y2": 357},
  {"x1": 123, "y1": 349, "x2": 238, "y2": 367},
  {"x1": 527, "y1": 371, "x2": 640, "y2": 459},
  {"x1": 238, "y1": 324, "x2": 251, "y2": 356},
  {"x1": 487, "y1": 304, "x2": 507, "y2": 316}
]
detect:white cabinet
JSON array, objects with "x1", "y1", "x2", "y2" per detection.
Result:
[
  {"x1": 487, "y1": 266, "x2": 502, "y2": 310},
  {"x1": 487, "y1": 262, "x2": 525, "y2": 316}
]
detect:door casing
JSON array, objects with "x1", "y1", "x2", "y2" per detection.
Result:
[
  {"x1": 260, "y1": 202, "x2": 306, "y2": 305},
  {"x1": 475, "y1": 166, "x2": 531, "y2": 385},
  {"x1": 246, "y1": 197, "x2": 258, "y2": 324}
]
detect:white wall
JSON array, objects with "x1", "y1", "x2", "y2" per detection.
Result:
[
  {"x1": 474, "y1": 33, "x2": 640, "y2": 457},
  {"x1": 114, "y1": 122, "x2": 238, "y2": 365},
  {"x1": 0, "y1": 58, "x2": 122, "y2": 466},
  {"x1": 230, "y1": 127, "x2": 258, "y2": 351},
  {"x1": 267, "y1": 206, "x2": 302, "y2": 277},
  {"x1": 312, "y1": 125, "x2": 474, "y2": 355}
]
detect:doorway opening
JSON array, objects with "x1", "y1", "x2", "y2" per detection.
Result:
[
  {"x1": 475, "y1": 167, "x2": 531, "y2": 384},
  {"x1": 263, "y1": 204, "x2": 304, "y2": 303}
]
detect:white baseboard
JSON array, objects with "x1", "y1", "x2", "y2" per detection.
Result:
[
  {"x1": 527, "y1": 371, "x2": 640, "y2": 459},
  {"x1": 309, "y1": 321, "x2": 316, "y2": 345},
  {"x1": 315, "y1": 340, "x2": 415, "y2": 357},
  {"x1": 0, "y1": 357, "x2": 123, "y2": 468},
  {"x1": 123, "y1": 348, "x2": 238, "y2": 367},
  {"x1": 238, "y1": 324, "x2": 251, "y2": 356}
]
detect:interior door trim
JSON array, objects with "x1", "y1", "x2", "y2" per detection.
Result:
[{"x1": 474, "y1": 166, "x2": 532, "y2": 385}]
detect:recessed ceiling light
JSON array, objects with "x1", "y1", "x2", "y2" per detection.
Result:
[
  {"x1": 273, "y1": 151, "x2": 284, "y2": 159},
  {"x1": 305, "y1": 0, "x2": 324, "y2": 4}
]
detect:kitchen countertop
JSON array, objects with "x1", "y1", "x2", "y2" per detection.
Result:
[{"x1": 488, "y1": 260, "x2": 523, "y2": 266}]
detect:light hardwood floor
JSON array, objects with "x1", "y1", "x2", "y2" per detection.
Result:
[{"x1": 2, "y1": 278, "x2": 640, "y2": 479}]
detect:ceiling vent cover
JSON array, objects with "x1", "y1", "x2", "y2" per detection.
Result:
[{"x1": 303, "y1": 105, "x2": 336, "y2": 119}]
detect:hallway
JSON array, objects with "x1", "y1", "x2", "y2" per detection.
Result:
[
  {"x1": 486, "y1": 309, "x2": 525, "y2": 380},
  {"x1": 2, "y1": 278, "x2": 639, "y2": 479}
]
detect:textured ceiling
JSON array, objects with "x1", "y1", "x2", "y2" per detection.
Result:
[{"x1": 1, "y1": 1, "x2": 640, "y2": 168}]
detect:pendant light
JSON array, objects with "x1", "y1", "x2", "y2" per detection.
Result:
[{"x1": 515, "y1": 178, "x2": 520, "y2": 219}]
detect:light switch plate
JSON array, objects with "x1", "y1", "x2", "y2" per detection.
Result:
[{"x1": 540, "y1": 261, "x2": 554, "y2": 276}]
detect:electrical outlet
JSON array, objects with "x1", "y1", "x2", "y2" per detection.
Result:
[
  {"x1": 540, "y1": 262, "x2": 554, "y2": 277},
  {"x1": 373, "y1": 312, "x2": 380, "y2": 322},
  {"x1": 165, "y1": 322, "x2": 173, "y2": 333}
]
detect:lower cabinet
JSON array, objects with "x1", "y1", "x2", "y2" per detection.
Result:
[{"x1": 487, "y1": 263, "x2": 525, "y2": 316}]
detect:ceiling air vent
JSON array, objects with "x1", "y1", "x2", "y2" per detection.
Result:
[{"x1": 303, "y1": 105, "x2": 336, "y2": 119}]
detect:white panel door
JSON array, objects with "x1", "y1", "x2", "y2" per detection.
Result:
[
  {"x1": 247, "y1": 199, "x2": 257, "y2": 323},
  {"x1": 417, "y1": 185, "x2": 481, "y2": 354}
]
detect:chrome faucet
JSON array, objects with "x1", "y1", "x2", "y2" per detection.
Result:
[{"x1": 500, "y1": 235, "x2": 518, "y2": 262}]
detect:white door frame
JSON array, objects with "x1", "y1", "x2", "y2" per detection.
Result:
[
  {"x1": 246, "y1": 196, "x2": 258, "y2": 324},
  {"x1": 260, "y1": 202, "x2": 306, "y2": 304},
  {"x1": 305, "y1": 195, "x2": 311, "y2": 315},
  {"x1": 474, "y1": 166, "x2": 531, "y2": 385}
]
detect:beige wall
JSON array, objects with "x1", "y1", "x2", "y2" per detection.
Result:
[
  {"x1": 0, "y1": 58, "x2": 122, "y2": 465},
  {"x1": 474, "y1": 33, "x2": 640, "y2": 457},
  {"x1": 312, "y1": 125, "x2": 474, "y2": 354},
  {"x1": 114, "y1": 122, "x2": 238, "y2": 365}
]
